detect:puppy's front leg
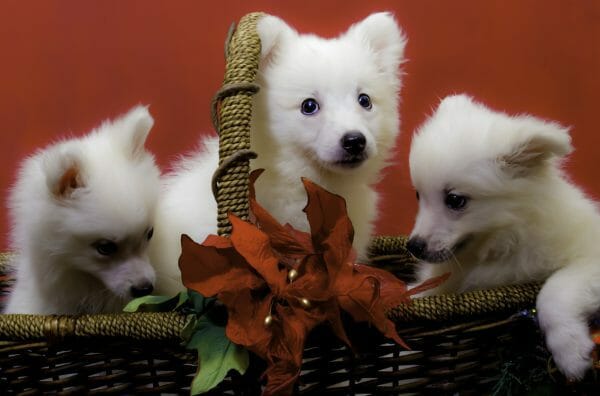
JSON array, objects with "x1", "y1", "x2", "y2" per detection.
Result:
[{"x1": 536, "y1": 262, "x2": 600, "y2": 380}]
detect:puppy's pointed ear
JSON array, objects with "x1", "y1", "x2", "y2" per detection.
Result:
[
  {"x1": 257, "y1": 15, "x2": 297, "y2": 66},
  {"x1": 55, "y1": 163, "x2": 83, "y2": 198},
  {"x1": 45, "y1": 151, "x2": 85, "y2": 199},
  {"x1": 345, "y1": 12, "x2": 407, "y2": 76},
  {"x1": 114, "y1": 105, "x2": 154, "y2": 160},
  {"x1": 499, "y1": 118, "x2": 573, "y2": 176}
]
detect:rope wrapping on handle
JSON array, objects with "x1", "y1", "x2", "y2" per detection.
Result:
[{"x1": 213, "y1": 13, "x2": 264, "y2": 236}]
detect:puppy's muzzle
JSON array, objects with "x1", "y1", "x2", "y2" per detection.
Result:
[
  {"x1": 407, "y1": 236, "x2": 454, "y2": 263},
  {"x1": 407, "y1": 237, "x2": 427, "y2": 260}
]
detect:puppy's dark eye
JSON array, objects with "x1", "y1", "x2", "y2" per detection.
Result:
[
  {"x1": 358, "y1": 93, "x2": 372, "y2": 110},
  {"x1": 147, "y1": 227, "x2": 154, "y2": 241},
  {"x1": 93, "y1": 240, "x2": 118, "y2": 256},
  {"x1": 301, "y1": 98, "x2": 320, "y2": 115},
  {"x1": 416, "y1": 191, "x2": 420, "y2": 201},
  {"x1": 445, "y1": 193, "x2": 469, "y2": 211}
]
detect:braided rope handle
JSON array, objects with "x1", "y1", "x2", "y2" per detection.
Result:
[{"x1": 213, "y1": 12, "x2": 264, "y2": 236}]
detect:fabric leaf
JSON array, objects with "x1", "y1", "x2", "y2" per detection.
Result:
[
  {"x1": 229, "y1": 214, "x2": 287, "y2": 292},
  {"x1": 178, "y1": 170, "x2": 451, "y2": 395},
  {"x1": 302, "y1": 177, "x2": 354, "y2": 250},
  {"x1": 181, "y1": 315, "x2": 200, "y2": 342},
  {"x1": 188, "y1": 290, "x2": 216, "y2": 315},
  {"x1": 222, "y1": 289, "x2": 273, "y2": 357},
  {"x1": 122, "y1": 291, "x2": 188, "y2": 313},
  {"x1": 283, "y1": 255, "x2": 330, "y2": 303},
  {"x1": 180, "y1": 234, "x2": 264, "y2": 298},
  {"x1": 188, "y1": 316, "x2": 249, "y2": 395},
  {"x1": 302, "y1": 178, "x2": 355, "y2": 285},
  {"x1": 248, "y1": 170, "x2": 313, "y2": 256},
  {"x1": 405, "y1": 272, "x2": 451, "y2": 297},
  {"x1": 261, "y1": 304, "x2": 322, "y2": 396}
]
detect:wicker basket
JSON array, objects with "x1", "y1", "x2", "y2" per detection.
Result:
[{"x1": 0, "y1": 12, "x2": 594, "y2": 395}]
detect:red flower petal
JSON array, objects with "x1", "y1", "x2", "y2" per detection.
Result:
[
  {"x1": 249, "y1": 170, "x2": 312, "y2": 255},
  {"x1": 282, "y1": 224, "x2": 313, "y2": 252},
  {"x1": 302, "y1": 178, "x2": 355, "y2": 282},
  {"x1": 284, "y1": 255, "x2": 331, "y2": 303},
  {"x1": 262, "y1": 303, "x2": 324, "y2": 396},
  {"x1": 337, "y1": 267, "x2": 449, "y2": 349},
  {"x1": 179, "y1": 235, "x2": 263, "y2": 297},
  {"x1": 405, "y1": 272, "x2": 451, "y2": 297},
  {"x1": 262, "y1": 360, "x2": 299, "y2": 396},
  {"x1": 321, "y1": 300, "x2": 352, "y2": 348},
  {"x1": 229, "y1": 214, "x2": 288, "y2": 292},
  {"x1": 302, "y1": 177, "x2": 354, "y2": 247},
  {"x1": 335, "y1": 265, "x2": 410, "y2": 349},
  {"x1": 178, "y1": 171, "x2": 449, "y2": 396},
  {"x1": 202, "y1": 234, "x2": 233, "y2": 249},
  {"x1": 223, "y1": 290, "x2": 273, "y2": 355}
]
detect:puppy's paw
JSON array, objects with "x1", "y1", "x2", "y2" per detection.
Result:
[{"x1": 544, "y1": 322, "x2": 594, "y2": 380}]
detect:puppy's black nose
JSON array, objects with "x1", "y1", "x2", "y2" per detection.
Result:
[
  {"x1": 341, "y1": 132, "x2": 366, "y2": 155},
  {"x1": 130, "y1": 283, "x2": 154, "y2": 298},
  {"x1": 407, "y1": 237, "x2": 427, "y2": 260}
]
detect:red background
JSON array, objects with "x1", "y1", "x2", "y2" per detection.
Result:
[{"x1": 1, "y1": 1, "x2": 598, "y2": 250}]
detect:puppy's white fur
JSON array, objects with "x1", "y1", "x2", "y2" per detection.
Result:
[
  {"x1": 409, "y1": 94, "x2": 600, "y2": 379},
  {"x1": 4, "y1": 106, "x2": 160, "y2": 314},
  {"x1": 151, "y1": 13, "x2": 406, "y2": 295}
]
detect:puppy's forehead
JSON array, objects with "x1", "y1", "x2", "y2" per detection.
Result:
[
  {"x1": 410, "y1": 126, "x2": 490, "y2": 194},
  {"x1": 262, "y1": 29, "x2": 397, "y2": 101},
  {"x1": 280, "y1": 42, "x2": 373, "y2": 77},
  {"x1": 410, "y1": 101, "x2": 505, "y2": 169}
]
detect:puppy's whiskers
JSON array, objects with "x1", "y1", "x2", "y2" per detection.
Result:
[{"x1": 449, "y1": 251, "x2": 464, "y2": 274}]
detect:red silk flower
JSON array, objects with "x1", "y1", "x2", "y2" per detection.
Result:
[{"x1": 179, "y1": 170, "x2": 447, "y2": 395}]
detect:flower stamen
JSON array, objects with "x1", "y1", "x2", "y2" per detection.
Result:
[
  {"x1": 288, "y1": 269, "x2": 299, "y2": 282},
  {"x1": 299, "y1": 298, "x2": 311, "y2": 308},
  {"x1": 264, "y1": 315, "x2": 273, "y2": 327}
]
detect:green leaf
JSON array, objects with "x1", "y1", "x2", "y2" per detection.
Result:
[
  {"x1": 173, "y1": 290, "x2": 190, "y2": 310},
  {"x1": 181, "y1": 315, "x2": 199, "y2": 341},
  {"x1": 188, "y1": 289, "x2": 215, "y2": 314},
  {"x1": 123, "y1": 291, "x2": 188, "y2": 313},
  {"x1": 187, "y1": 317, "x2": 249, "y2": 394}
]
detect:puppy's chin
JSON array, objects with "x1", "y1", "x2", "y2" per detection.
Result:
[
  {"x1": 319, "y1": 153, "x2": 369, "y2": 173},
  {"x1": 421, "y1": 248, "x2": 454, "y2": 263},
  {"x1": 336, "y1": 153, "x2": 369, "y2": 168},
  {"x1": 105, "y1": 286, "x2": 131, "y2": 301}
]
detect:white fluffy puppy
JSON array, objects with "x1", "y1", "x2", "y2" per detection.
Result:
[
  {"x1": 4, "y1": 106, "x2": 160, "y2": 314},
  {"x1": 407, "y1": 94, "x2": 600, "y2": 380},
  {"x1": 151, "y1": 13, "x2": 406, "y2": 294}
]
